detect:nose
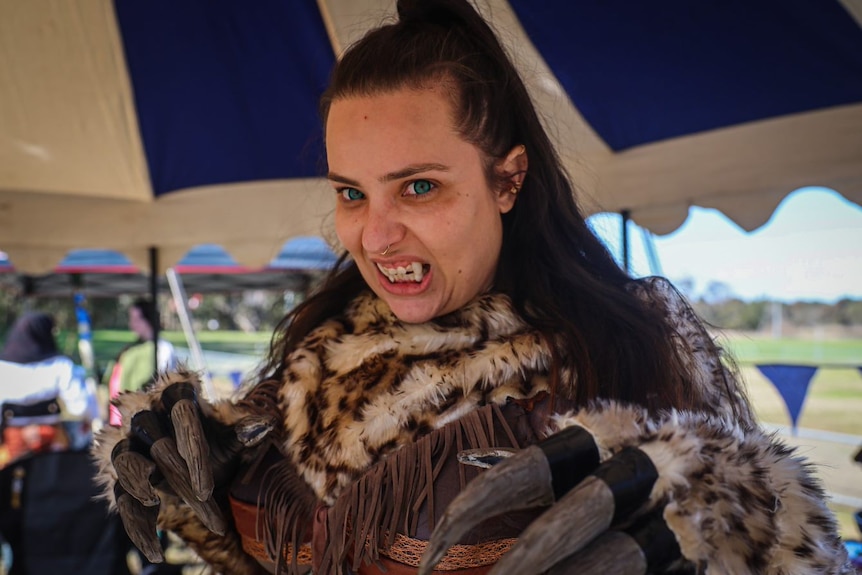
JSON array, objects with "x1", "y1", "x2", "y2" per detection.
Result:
[{"x1": 362, "y1": 197, "x2": 405, "y2": 256}]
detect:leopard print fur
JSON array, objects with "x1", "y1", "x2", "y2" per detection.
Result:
[{"x1": 92, "y1": 279, "x2": 852, "y2": 573}]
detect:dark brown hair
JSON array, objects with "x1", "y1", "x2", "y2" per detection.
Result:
[
  {"x1": 260, "y1": 0, "x2": 741, "y2": 414},
  {"x1": 131, "y1": 297, "x2": 161, "y2": 334},
  {"x1": 0, "y1": 312, "x2": 59, "y2": 364}
]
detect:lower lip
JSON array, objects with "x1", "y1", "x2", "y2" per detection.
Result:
[{"x1": 377, "y1": 267, "x2": 432, "y2": 295}]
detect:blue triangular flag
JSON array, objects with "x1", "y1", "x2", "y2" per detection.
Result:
[{"x1": 756, "y1": 364, "x2": 818, "y2": 434}]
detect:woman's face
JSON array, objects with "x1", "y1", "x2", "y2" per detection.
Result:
[
  {"x1": 128, "y1": 306, "x2": 152, "y2": 340},
  {"x1": 327, "y1": 86, "x2": 522, "y2": 323}
]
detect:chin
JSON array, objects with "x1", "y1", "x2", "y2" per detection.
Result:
[
  {"x1": 381, "y1": 297, "x2": 441, "y2": 324},
  {"x1": 388, "y1": 305, "x2": 436, "y2": 324}
]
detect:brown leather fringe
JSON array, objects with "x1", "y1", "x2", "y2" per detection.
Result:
[
  {"x1": 257, "y1": 455, "x2": 318, "y2": 575},
  {"x1": 319, "y1": 404, "x2": 519, "y2": 574}
]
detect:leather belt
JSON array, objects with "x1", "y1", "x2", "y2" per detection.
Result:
[
  {"x1": 230, "y1": 495, "x2": 512, "y2": 574},
  {"x1": 358, "y1": 556, "x2": 495, "y2": 574},
  {"x1": 229, "y1": 494, "x2": 313, "y2": 571}
]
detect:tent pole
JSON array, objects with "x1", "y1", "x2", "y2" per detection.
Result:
[
  {"x1": 20, "y1": 276, "x2": 35, "y2": 312},
  {"x1": 166, "y1": 268, "x2": 215, "y2": 400},
  {"x1": 620, "y1": 209, "x2": 631, "y2": 273},
  {"x1": 149, "y1": 246, "x2": 159, "y2": 377}
]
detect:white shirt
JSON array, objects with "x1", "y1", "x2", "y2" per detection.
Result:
[{"x1": 0, "y1": 357, "x2": 100, "y2": 426}]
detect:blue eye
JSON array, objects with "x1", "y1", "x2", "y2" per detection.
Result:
[
  {"x1": 408, "y1": 179, "x2": 433, "y2": 195},
  {"x1": 340, "y1": 188, "x2": 364, "y2": 201}
]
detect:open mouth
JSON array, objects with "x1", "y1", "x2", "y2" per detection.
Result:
[{"x1": 376, "y1": 262, "x2": 430, "y2": 283}]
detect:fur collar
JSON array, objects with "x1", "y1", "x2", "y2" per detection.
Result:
[{"x1": 275, "y1": 291, "x2": 553, "y2": 503}]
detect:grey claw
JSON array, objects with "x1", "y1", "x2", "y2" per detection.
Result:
[
  {"x1": 487, "y1": 447, "x2": 659, "y2": 575},
  {"x1": 170, "y1": 398, "x2": 214, "y2": 501},
  {"x1": 117, "y1": 491, "x2": 164, "y2": 563},
  {"x1": 114, "y1": 449, "x2": 160, "y2": 506},
  {"x1": 548, "y1": 530, "x2": 646, "y2": 575},
  {"x1": 150, "y1": 437, "x2": 227, "y2": 535},
  {"x1": 548, "y1": 510, "x2": 683, "y2": 575},
  {"x1": 488, "y1": 476, "x2": 615, "y2": 575},
  {"x1": 421, "y1": 425, "x2": 604, "y2": 574},
  {"x1": 418, "y1": 445, "x2": 554, "y2": 575}
]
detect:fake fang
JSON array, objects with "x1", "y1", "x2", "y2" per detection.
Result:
[{"x1": 377, "y1": 262, "x2": 427, "y2": 283}]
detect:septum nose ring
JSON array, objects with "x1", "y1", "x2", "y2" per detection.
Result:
[{"x1": 380, "y1": 244, "x2": 392, "y2": 256}]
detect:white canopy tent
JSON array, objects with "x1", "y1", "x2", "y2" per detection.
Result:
[{"x1": 1, "y1": 0, "x2": 861, "y2": 273}]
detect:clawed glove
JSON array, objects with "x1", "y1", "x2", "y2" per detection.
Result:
[
  {"x1": 95, "y1": 375, "x2": 274, "y2": 564},
  {"x1": 419, "y1": 402, "x2": 854, "y2": 575},
  {"x1": 421, "y1": 424, "x2": 681, "y2": 575}
]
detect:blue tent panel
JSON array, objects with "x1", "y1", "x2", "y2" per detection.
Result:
[
  {"x1": 510, "y1": 0, "x2": 862, "y2": 150},
  {"x1": 53, "y1": 250, "x2": 137, "y2": 270},
  {"x1": 270, "y1": 236, "x2": 339, "y2": 271},
  {"x1": 0, "y1": 238, "x2": 338, "y2": 296},
  {"x1": 114, "y1": 0, "x2": 335, "y2": 196}
]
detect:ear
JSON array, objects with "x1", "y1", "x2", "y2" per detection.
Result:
[{"x1": 494, "y1": 145, "x2": 528, "y2": 214}]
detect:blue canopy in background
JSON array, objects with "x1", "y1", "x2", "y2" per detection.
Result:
[
  {"x1": 0, "y1": 237, "x2": 338, "y2": 297},
  {"x1": 1, "y1": 0, "x2": 861, "y2": 274}
]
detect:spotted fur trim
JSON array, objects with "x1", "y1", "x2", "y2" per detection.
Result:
[
  {"x1": 276, "y1": 291, "x2": 551, "y2": 503},
  {"x1": 552, "y1": 403, "x2": 854, "y2": 574},
  {"x1": 92, "y1": 284, "x2": 850, "y2": 574},
  {"x1": 629, "y1": 277, "x2": 755, "y2": 424}
]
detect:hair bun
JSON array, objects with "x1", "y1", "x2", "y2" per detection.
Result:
[{"x1": 396, "y1": 0, "x2": 462, "y2": 27}]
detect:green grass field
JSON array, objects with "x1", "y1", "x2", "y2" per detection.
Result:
[
  {"x1": 722, "y1": 333, "x2": 862, "y2": 367},
  {"x1": 86, "y1": 329, "x2": 271, "y2": 376},
  {"x1": 720, "y1": 333, "x2": 862, "y2": 541},
  {"x1": 88, "y1": 328, "x2": 862, "y2": 434},
  {"x1": 718, "y1": 332, "x2": 862, "y2": 435}
]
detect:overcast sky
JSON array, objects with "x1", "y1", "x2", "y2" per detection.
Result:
[{"x1": 589, "y1": 187, "x2": 862, "y2": 303}]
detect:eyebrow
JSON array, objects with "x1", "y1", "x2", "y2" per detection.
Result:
[{"x1": 327, "y1": 163, "x2": 449, "y2": 186}]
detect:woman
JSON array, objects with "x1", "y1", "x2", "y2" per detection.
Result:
[
  {"x1": 0, "y1": 312, "x2": 99, "y2": 466},
  {"x1": 105, "y1": 298, "x2": 177, "y2": 425},
  {"x1": 93, "y1": 1, "x2": 852, "y2": 573}
]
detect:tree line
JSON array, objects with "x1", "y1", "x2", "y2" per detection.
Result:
[{"x1": 3, "y1": 282, "x2": 861, "y2": 338}]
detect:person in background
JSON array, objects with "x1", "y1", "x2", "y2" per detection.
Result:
[
  {"x1": 0, "y1": 312, "x2": 99, "y2": 467},
  {"x1": 0, "y1": 313, "x2": 132, "y2": 575},
  {"x1": 105, "y1": 298, "x2": 177, "y2": 426},
  {"x1": 102, "y1": 299, "x2": 181, "y2": 574}
]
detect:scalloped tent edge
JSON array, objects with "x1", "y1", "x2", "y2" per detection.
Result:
[
  {"x1": 0, "y1": 236, "x2": 340, "y2": 297},
  {"x1": 1, "y1": 0, "x2": 861, "y2": 274}
]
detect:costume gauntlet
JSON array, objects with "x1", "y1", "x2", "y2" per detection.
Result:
[
  {"x1": 94, "y1": 373, "x2": 275, "y2": 575},
  {"x1": 420, "y1": 402, "x2": 854, "y2": 575}
]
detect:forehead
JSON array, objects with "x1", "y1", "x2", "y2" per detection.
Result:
[
  {"x1": 325, "y1": 87, "x2": 480, "y2": 174},
  {"x1": 326, "y1": 87, "x2": 458, "y2": 142}
]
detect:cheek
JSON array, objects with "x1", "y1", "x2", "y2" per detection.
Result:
[
  {"x1": 467, "y1": 215, "x2": 503, "y2": 272},
  {"x1": 334, "y1": 211, "x2": 359, "y2": 250},
  {"x1": 443, "y1": 216, "x2": 498, "y2": 275}
]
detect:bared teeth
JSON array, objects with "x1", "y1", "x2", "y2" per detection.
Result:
[{"x1": 377, "y1": 262, "x2": 426, "y2": 283}]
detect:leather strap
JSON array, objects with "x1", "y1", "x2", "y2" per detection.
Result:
[
  {"x1": 231, "y1": 494, "x2": 512, "y2": 574},
  {"x1": 229, "y1": 494, "x2": 313, "y2": 569},
  {"x1": 358, "y1": 556, "x2": 495, "y2": 574}
]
